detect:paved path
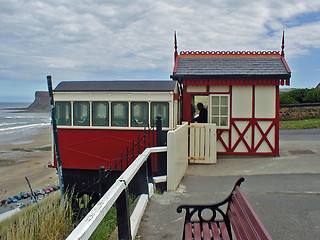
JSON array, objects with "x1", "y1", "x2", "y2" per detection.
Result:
[{"x1": 138, "y1": 129, "x2": 320, "y2": 239}]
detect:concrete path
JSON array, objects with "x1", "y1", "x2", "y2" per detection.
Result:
[{"x1": 137, "y1": 129, "x2": 320, "y2": 239}]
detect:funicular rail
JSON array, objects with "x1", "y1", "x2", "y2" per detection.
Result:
[{"x1": 66, "y1": 146, "x2": 167, "y2": 240}]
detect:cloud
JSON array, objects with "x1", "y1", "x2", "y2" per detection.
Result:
[{"x1": 0, "y1": 0, "x2": 320, "y2": 94}]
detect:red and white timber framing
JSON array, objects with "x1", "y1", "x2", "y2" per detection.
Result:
[{"x1": 182, "y1": 81, "x2": 282, "y2": 156}]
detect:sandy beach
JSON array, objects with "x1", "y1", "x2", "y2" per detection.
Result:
[{"x1": 0, "y1": 127, "x2": 58, "y2": 199}]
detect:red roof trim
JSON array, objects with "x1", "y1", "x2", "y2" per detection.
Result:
[
  {"x1": 281, "y1": 56, "x2": 291, "y2": 74},
  {"x1": 179, "y1": 50, "x2": 281, "y2": 57},
  {"x1": 173, "y1": 55, "x2": 179, "y2": 73},
  {"x1": 183, "y1": 78, "x2": 290, "y2": 86}
]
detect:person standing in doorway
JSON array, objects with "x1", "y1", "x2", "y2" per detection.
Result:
[{"x1": 193, "y1": 103, "x2": 207, "y2": 123}]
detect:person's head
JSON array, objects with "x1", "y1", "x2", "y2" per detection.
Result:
[{"x1": 197, "y1": 103, "x2": 204, "y2": 110}]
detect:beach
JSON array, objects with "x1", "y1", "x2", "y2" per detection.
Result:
[{"x1": 0, "y1": 127, "x2": 58, "y2": 199}]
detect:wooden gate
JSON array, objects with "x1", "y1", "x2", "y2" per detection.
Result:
[{"x1": 189, "y1": 123, "x2": 217, "y2": 164}]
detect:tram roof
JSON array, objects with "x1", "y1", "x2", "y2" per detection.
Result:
[{"x1": 54, "y1": 80, "x2": 177, "y2": 92}]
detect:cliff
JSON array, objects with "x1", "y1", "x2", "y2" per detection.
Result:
[{"x1": 27, "y1": 91, "x2": 51, "y2": 112}]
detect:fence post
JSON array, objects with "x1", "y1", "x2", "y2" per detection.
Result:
[
  {"x1": 116, "y1": 187, "x2": 132, "y2": 240},
  {"x1": 156, "y1": 115, "x2": 167, "y2": 176},
  {"x1": 99, "y1": 166, "x2": 105, "y2": 197}
]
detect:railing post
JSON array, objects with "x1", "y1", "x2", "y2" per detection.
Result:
[
  {"x1": 99, "y1": 166, "x2": 105, "y2": 197},
  {"x1": 116, "y1": 187, "x2": 132, "y2": 240},
  {"x1": 156, "y1": 115, "x2": 167, "y2": 176}
]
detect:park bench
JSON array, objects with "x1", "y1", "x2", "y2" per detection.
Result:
[{"x1": 177, "y1": 177, "x2": 272, "y2": 240}]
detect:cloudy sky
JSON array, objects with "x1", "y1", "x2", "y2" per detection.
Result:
[{"x1": 1, "y1": 0, "x2": 319, "y2": 102}]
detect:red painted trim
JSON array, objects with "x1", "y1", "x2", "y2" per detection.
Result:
[
  {"x1": 281, "y1": 57, "x2": 291, "y2": 75},
  {"x1": 251, "y1": 86, "x2": 255, "y2": 152},
  {"x1": 179, "y1": 50, "x2": 281, "y2": 57},
  {"x1": 228, "y1": 86, "x2": 232, "y2": 150},
  {"x1": 253, "y1": 121, "x2": 275, "y2": 152},
  {"x1": 182, "y1": 87, "x2": 192, "y2": 123},
  {"x1": 275, "y1": 86, "x2": 280, "y2": 155},
  {"x1": 173, "y1": 93, "x2": 180, "y2": 100},
  {"x1": 217, "y1": 130, "x2": 229, "y2": 152},
  {"x1": 183, "y1": 78, "x2": 282, "y2": 86},
  {"x1": 173, "y1": 55, "x2": 179, "y2": 73},
  {"x1": 231, "y1": 121, "x2": 251, "y2": 152}
]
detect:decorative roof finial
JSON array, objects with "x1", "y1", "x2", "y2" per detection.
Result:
[
  {"x1": 174, "y1": 31, "x2": 178, "y2": 62},
  {"x1": 281, "y1": 30, "x2": 285, "y2": 57}
]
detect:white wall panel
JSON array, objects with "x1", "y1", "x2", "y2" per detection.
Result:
[
  {"x1": 232, "y1": 86, "x2": 252, "y2": 118},
  {"x1": 255, "y1": 86, "x2": 275, "y2": 118}
]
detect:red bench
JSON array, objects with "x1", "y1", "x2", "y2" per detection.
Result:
[{"x1": 177, "y1": 177, "x2": 272, "y2": 240}]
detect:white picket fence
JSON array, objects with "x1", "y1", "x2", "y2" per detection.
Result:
[{"x1": 189, "y1": 123, "x2": 217, "y2": 164}]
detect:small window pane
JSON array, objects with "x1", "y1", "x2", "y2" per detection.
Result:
[
  {"x1": 112, "y1": 102, "x2": 128, "y2": 127},
  {"x1": 212, "y1": 117, "x2": 219, "y2": 125},
  {"x1": 212, "y1": 106, "x2": 219, "y2": 115},
  {"x1": 151, "y1": 102, "x2": 169, "y2": 127},
  {"x1": 220, "y1": 107, "x2": 228, "y2": 116},
  {"x1": 55, "y1": 102, "x2": 71, "y2": 125},
  {"x1": 73, "y1": 102, "x2": 90, "y2": 126},
  {"x1": 131, "y1": 102, "x2": 148, "y2": 127},
  {"x1": 220, "y1": 117, "x2": 228, "y2": 126},
  {"x1": 221, "y1": 96, "x2": 228, "y2": 105},
  {"x1": 212, "y1": 96, "x2": 219, "y2": 105},
  {"x1": 92, "y1": 102, "x2": 109, "y2": 126}
]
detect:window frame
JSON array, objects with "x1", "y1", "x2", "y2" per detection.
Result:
[
  {"x1": 111, "y1": 101, "x2": 129, "y2": 127},
  {"x1": 55, "y1": 101, "x2": 71, "y2": 126},
  {"x1": 92, "y1": 101, "x2": 109, "y2": 126},
  {"x1": 209, "y1": 94, "x2": 230, "y2": 129},
  {"x1": 73, "y1": 101, "x2": 90, "y2": 126}
]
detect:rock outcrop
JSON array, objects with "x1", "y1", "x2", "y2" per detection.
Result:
[{"x1": 26, "y1": 91, "x2": 50, "y2": 112}]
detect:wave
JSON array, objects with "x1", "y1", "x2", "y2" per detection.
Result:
[
  {"x1": 0, "y1": 122, "x2": 27, "y2": 127},
  {"x1": 0, "y1": 123, "x2": 51, "y2": 133}
]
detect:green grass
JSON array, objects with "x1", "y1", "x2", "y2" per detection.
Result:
[
  {"x1": 11, "y1": 146, "x2": 52, "y2": 152},
  {"x1": 0, "y1": 192, "x2": 74, "y2": 240},
  {"x1": 280, "y1": 118, "x2": 320, "y2": 130}
]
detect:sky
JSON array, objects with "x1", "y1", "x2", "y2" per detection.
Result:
[{"x1": 0, "y1": 0, "x2": 320, "y2": 102}]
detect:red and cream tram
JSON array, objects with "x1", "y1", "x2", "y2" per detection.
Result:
[{"x1": 51, "y1": 80, "x2": 180, "y2": 194}]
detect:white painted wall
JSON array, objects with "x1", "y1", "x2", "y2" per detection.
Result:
[
  {"x1": 167, "y1": 122, "x2": 189, "y2": 191},
  {"x1": 255, "y1": 86, "x2": 276, "y2": 118},
  {"x1": 232, "y1": 86, "x2": 252, "y2": 118}
]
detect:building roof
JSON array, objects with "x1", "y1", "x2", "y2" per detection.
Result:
[
  {"x1": 172, "y1": 51, "x2": 291, "y2": 79},
  {"x1": 54, "y1": 80, "x2": 177, "y2": 92}
]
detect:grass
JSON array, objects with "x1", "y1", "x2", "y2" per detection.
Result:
[
  {"x1": 11, "y1": 146, "x2": 52, "y2": 152},
  {"x1": 0, "y1": 192, "x2": 74, "y2": 240},
  {"x1": 279, "y1": 118, "x2": 320, "y2": 130}
]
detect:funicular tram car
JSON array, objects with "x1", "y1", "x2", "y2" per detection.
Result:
[{"x1": 51, "y1": 80, "x2": 180, "y2": 195}]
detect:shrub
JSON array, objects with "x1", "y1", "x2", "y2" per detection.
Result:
[{"x1": 280, "y1": 88, "x2": 320, "y2": 104}]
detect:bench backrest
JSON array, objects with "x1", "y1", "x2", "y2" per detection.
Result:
[{"x1": 227, "y1": 186, "x2": 272, "y2": 240}]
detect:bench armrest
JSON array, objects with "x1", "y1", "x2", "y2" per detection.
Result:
[{"x1": 177, "y1": 177, "x2": 245, "y2": 223}]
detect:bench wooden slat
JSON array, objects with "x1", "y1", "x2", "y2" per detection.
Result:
[
  {"x1": 202, "y1": 222, "x2": 211, "y2": 239},
  {"x1": 185, "y1": 222, "x2": 193, "y2": 240},
  {"x1": 194, "y1": 222, "x2": 202, "y2": 240},
  {"x1": 210, "y1": 222, "x2": 221, "y2": 240},
  {"x1": 229, "y1": 196, "x2": 257, "y2": 239},
  {"x1": 220, "y1": 221, "x2": 231, "y2": 240},
  {"x1": 178, "y1": 178, "x2": 272, "y2": 240},
  {"x1": 234, "y1": 187, "x2": 272, "y2": 240}
]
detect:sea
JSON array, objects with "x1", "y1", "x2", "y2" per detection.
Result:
[{"x1": 0, "y1": 102, "x2": 51, "y2": 146}]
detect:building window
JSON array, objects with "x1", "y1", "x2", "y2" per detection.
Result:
[
  {"x1": 151, "y1": 102, "x2": 169, "y2": 127},
  {"x1": 55, "y1": 102, "x2": 71, "y2": 125},
  {"x1": 73, "y1": 102, "x2": 90, "y2": 126},
  {"x1": 92, "y1": 102, "x2": 109, "y2": 126},
  {"x1": 111, "y1": 102, "x2": 128, "y2": 127},
  {"x1": 131, "y1": 102, "x2": 148, "y2": 127},
  {"x1": 210, "y1": 95, "x2": 229, "y2": 128}
]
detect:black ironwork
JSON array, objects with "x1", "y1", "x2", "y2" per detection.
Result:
[
  {"x1": 116, "y1": 187, "x2": 132, "y2": 240},
  {"x1": 47, "y1": 75, "x2": 65, "y2": 199},
  {"x1": 177, "y1": 177, "x2": 245, "y2": 240}
]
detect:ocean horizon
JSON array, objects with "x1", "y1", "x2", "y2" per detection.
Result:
[{"x1": 0, "y1": 102, "x2": 51, "y2": 146}]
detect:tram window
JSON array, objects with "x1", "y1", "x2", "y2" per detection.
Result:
[
  {"x1": 55, "y1": 102, "x2": 71, "y2": 125},
  {"x1": 92, "y1": 102, "x2": 109, "y2": 126},
  {"x1": 131, "y1": 102, "x2": 148, "y2": 127},
  {"x1": 73, "y1": 102, "x2": 90, "y2": 126},
  {"x1": 111, "y1": 102, "x2": 128, "y2": 127},
  {"x1": 151, "y1": 102, "x2": 169, "y2": 127}
]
